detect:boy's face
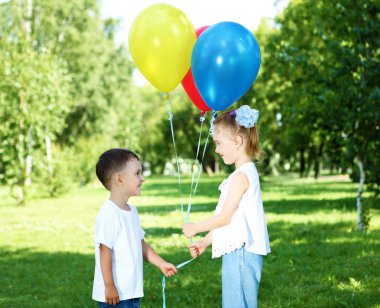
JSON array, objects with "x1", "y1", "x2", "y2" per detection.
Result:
[{"x1": 117, "y1": 159, "x2": 145, "y2": 196}]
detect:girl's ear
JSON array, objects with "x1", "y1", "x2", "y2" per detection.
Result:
[{"x1": 235, "y1": 135, "x2": 244, "y2": 147}]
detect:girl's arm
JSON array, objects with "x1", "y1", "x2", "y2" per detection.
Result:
[
  {"x1": 99, "y1": 244, "x2": 120, "y2": 305},
  {"x1": 141, "y1": 240, "x2": 177, "y2": 277},
  {"x1": 188, "y1": 231, "x2": 212, "y2": 258},
  {"x1": 183, "y1": 172, "x2": 248, "y2": 238}
]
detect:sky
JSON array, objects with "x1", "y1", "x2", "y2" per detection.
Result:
[{"x1": 100, "y1": 0, "x2": 289, "y2": 47}]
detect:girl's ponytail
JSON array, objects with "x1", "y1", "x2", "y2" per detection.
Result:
[{"x1": 247, "y1": 126, "x2": 266, "y2": 163}]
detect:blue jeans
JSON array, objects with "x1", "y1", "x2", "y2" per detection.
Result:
[
  {"x1": 98, "y1": 298, "x2": 140, "y2": 308},
  {"x1": 222, "y1": 247, "x2": 263, "y2": 308}
]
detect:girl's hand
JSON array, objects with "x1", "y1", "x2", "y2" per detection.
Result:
[
  {"x1": 188, "y1": 241, "x2": 207, "y2": 259},
  {"x1": 182, "y1": 223, "x2": 197, "y2": 238},
  {"x1": 159, "y1": 262, "x2": 178, "y2": 277}
]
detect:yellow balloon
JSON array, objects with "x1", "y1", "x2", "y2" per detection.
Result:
[{"x1": 129, "y1": 4, "x2": 196, "y2": 92}]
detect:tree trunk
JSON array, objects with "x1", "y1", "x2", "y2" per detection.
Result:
[
  {"x1": 215, "y1": 160, "x2": 219, "y2": 174},
  {"x1": 329, "y1": 163, "x2": 335, "y2": 175},
  {"x1": 46, "y1": 136, "x2": 53, "y2": 176},
  {"x1": 17, "y1": 183, "x2": 24, "y2": 206},
  {"x1": 314, "y1": 159, "x2": 320, "y2": 179},
  {"x1": 25, "y1": 155, "x2": 32, "y2": 186},
  {"x1": 356, "y1": 159, "x2": 365, "y2": 231},
  {"x1": 300, "y1": 148, "x2": 305, "y2": 177},
  {"x1": 314, "y1": 140, "x2": 324, "y2": 179},
  {"x1": 305, "y1": 158, "x2": 312, "y2": 178},
  {"x1": 205, "y1": 165, "x2": 213, "y2": 176}
]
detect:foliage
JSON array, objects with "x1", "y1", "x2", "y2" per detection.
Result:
[
  {"x1": 134, "y1": 86, "x2": 218, "y2": 174},
  {"x1": 129, "y1": 86, "x2": 167, "y2": 173},
  {"x1": 1, "y1": 0, "x2": 379, "y2": 212},
  {"x1": 246, "y1": 0, "x2": 379, "y2": 188},
  {"x1": 27, "y1": 0, "x2": 131, "y2": 143},
  {"x1": 0, "y1": 0, "x2": 136, "y2": 200},
  {"x1": 0, "y1": 2, "x2": 71, "y2": 204},
  {"x1": 31, "y1": 145, "x2": 73, "y2": 197}
]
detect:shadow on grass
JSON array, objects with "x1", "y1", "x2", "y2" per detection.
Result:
[
  {"x1": 144, "y1": 227, "x2": 182, "y2": 237},
  {"x1": 1, "y1": 217, "x2": 379, "y2": 308},
  {"x1": 261, "y1": 180, "x2": 356, "y2": 196},
  {"x1": 142, "y1": 249, "x2": 222, "y2": 308},
  {"x1": 265, "y1": 197, "x2": 359, "y2": 214},
  {"x1": 140, "y1": 218, "x2": 380, "y2": 307},
  {"x1": 0, "y1": 247, "x2": 96, "y2": 308},
  {"x1": 0, "y1": 245, "x2": 221, "y2": 308},
  {"x1": 1, "y1": 175, "x2": 378, "y2": 307},
  {"x1": 137, "y1": 202, "x2": 215, "y2": 215},
  {"x1": 142, "y1": 178, "x2": 221, "y2": 198},
  {"x1": 137, "y1": 197, "x2": 360, "y2": 216},
  {"x1": 262, "y1": 220, "x2": 380, "y2": 307}
]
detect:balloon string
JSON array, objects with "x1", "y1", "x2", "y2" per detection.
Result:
[
  {"x1": 185, "y1": 112, "x2": 206, "y2": 224},
  {"x1": 162, "y1": 112, "x2": 217, "y2": 308},
  {"x1": 166, "y1": 93, "x2": 184, "y2": 223},
  {"x1": 193, "y1": 111, "x2": 216, "y2": 196},
  {"x1": 190, "y1": 116, "x2": 213, "y2": 203},
  {"x1": 190, "y1": 111, "x2": 216, "y2": 201},
  {"x1": 162, "y1": 258, "x2": 195, "y2": 308}
]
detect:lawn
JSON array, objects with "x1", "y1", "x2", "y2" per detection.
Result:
[{"x1": 0, "y1": 174, "x2": 379, "y2": 307}]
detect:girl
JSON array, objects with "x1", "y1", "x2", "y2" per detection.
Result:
[{"x1": 183, "y1": 105, "x2": 270, "y2": 308}]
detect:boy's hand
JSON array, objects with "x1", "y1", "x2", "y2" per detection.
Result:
[
  {"x1": 105, "y1": 284, "x2": 119, "y2": 306},
  {"x1": 183, "y1": 223, "x2": 197, "y2": 238},
  {"x1": 188, "y1": 241, "x2": 207, "y2": 259},
  {"x1": 159, "y1": 262, "x2": 178, "y2": 277}
]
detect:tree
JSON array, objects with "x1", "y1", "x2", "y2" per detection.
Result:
[
  {"x1": 320, "y1": 0, "x2": 380, "y2": 229},
  {"x1": 0, "y1": 1, "x2": 70, "y2": 204},
  {"x1": 246, "y1": 0, "x2": 379, "y2": 229},
  {"x1": 0, "y1": 0, "x2": 136, "y2": 201}
]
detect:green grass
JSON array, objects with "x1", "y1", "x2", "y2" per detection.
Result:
[{"x1": 0, "y1": 174, "x2": 379, "y2": 307}]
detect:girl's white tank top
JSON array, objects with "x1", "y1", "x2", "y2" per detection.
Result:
[{"x1": 212, "y1": 162, "x2": 271, "y2": 258}]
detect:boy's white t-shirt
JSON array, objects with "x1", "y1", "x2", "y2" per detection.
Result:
[
  {"x1": 92, "y1": 200, "x2": 145, "y2": 302},
  {"x1": 212, "y1": 162, "x2": 271, "y2": 258}
]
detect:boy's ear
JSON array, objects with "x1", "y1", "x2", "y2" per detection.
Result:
[
  {"x1": 117, "y1": 173, "x2": 124, "y2": 185},
  {"x1": 112, "y1": 172, "x2": 123, "y2": 186}
]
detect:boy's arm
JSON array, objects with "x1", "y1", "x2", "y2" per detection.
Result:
[
  {"x1": 99, "y1": 244, "x2": 120, "y2": 305},
  {"x1": 141, "y1": 240, "x2": 177, "y2": 277},
  {"x1": 183, "y1": 172, "x2": 248, "y2": 237}
]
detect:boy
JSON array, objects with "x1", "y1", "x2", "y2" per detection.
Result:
[{"x1": 92, "y1": 148, "x2": 177, "y2": 307}]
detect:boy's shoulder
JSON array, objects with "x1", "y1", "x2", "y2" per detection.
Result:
[
  {"x1": 99, "y1": 199, "x2": 113, "y2": 210},
  {"x1": 96, "y1": 200, "x2": 118, "y2": 220}
]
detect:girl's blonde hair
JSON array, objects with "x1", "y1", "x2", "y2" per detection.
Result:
[{"x1": 213, "y1": 111, "x2": 266, "y2": 162}]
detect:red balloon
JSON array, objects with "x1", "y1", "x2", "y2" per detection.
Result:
[{"x1": 181, "y1": 26, "x2": 210, "y2": 112}]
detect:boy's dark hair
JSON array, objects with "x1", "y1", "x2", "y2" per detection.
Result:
[{"x1": 96, "y1": 148, "x2": 140, "y2": 190}]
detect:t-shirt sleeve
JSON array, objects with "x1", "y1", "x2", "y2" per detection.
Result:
[{"x1": 94, "y1": 206, "x2": 120, "y2": 249}]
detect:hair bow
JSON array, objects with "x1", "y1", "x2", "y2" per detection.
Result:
[{"x1": 230, "y1": 105, "x2": 259, "y2": 128}]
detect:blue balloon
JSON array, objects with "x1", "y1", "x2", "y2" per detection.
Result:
[{"x1": 191, "y1": 22, "x2": 261, "y2": 111}]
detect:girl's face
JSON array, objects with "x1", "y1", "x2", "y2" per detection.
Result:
[{"x1": 212, "y1": 126, "x2": 239, "y2": 165}]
